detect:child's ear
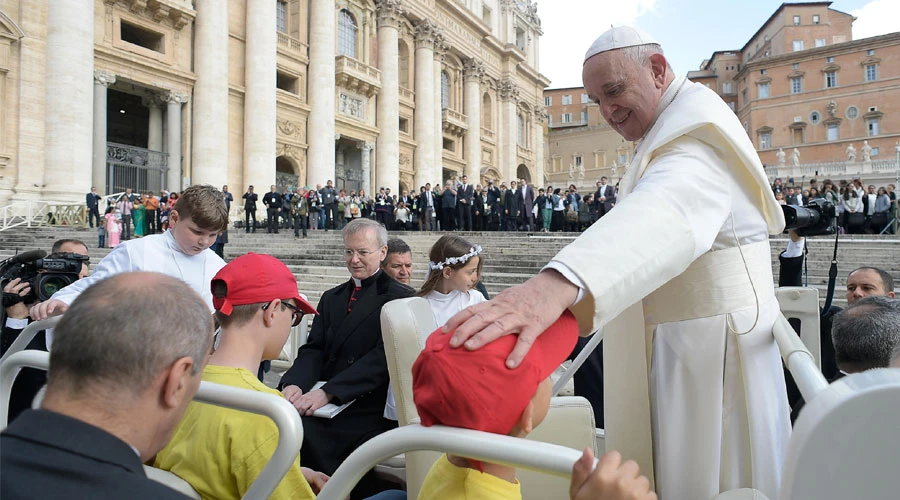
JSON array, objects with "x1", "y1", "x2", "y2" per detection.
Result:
[
  {"x1": 442, "y1": 267, "x2": 452, "y2": 280},
  {"x1": 518, "y1": 400, "x2": 535, "y2": 434}
]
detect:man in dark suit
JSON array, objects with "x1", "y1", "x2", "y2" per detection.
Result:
[
  {"x1": 85, "y1": 187, "x2": 101, "y2": 228},
  {"x1": 262, "y1": 184, "x2": 282, "y2": 234},
  {"x1": 280, "y1": 219, "x2": 414, "y2": 483},
  {"x1": 485, "y1": 180, "x2": 501, "y2": 231},
  {"x1": 242, "y1": 185, "x2": 258, "y2": 233},
  {"x1": 594, "y1": 176, "x2": 617, "y2": 218},
  {"x1": 516, "y1": 178, "x2": 535, "y2": 231},
  {"x1": 503, "y1": 180, "x2": 521, "y2": 231},
  {"x1": 456, "y1": 175, "x2": 474, "y2": 231},
  {"x1": 1, "y1": 272, "x2": 213, "y2": 500},
  {"x1": 420, "y1": 184, "x2": 436, "y2": 231}
]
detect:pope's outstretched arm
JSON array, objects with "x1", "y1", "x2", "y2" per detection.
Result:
[{"x1": 446, "y1": 136, "x2": 732, "y2": 367}]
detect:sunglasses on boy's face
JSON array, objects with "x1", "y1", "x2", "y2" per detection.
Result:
[{"x1": 262, "y1": 299, "x2": 304, "y2": 327}]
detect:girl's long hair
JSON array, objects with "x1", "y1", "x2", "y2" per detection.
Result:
[{"x1": 418, "y1": 235, "x2": 485, "y2": 297}]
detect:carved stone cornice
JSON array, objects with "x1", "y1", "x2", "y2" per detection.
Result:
[
  {"x1": 414, "y1": 19, "x2": 443, "y2": 50},
  {"x1": 498, "y1": 78, "x2": 518, "y2": 101},
  {"x1": 93, "y1": 70, "x2": 117, "y2": 87},
  {"x1": 375, "y1": 0, "x2": 406, "y2": 29},
  {"x1": 463, "y1": 58, "x2": 485, "y2": 83},
  {"x1": 107, "y1": 0, "x2": 195, "y2": 31}
]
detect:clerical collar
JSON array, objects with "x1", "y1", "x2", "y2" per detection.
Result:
[
  {"x1": 634, "y1": 74, "x2": 688, "y2": 155},
  {"x1": 352, "y1": 269, "x2": 381, "y2": 288}
]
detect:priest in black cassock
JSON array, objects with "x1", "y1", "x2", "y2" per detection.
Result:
[{"x1": 279, "y1": 218, "x2": 414, "y2": 487}]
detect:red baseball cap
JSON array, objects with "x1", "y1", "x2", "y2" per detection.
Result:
[
  {"x1": 211, "y1": 253, "x2": 317, "y2": 316},
  {"x1": 412, "y1": 310, "x2": 578, "y2": 436}
]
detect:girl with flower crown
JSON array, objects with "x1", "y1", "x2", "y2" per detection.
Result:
[{"x1": 418, "y1": 234, "x2": 486, "y2": 329}]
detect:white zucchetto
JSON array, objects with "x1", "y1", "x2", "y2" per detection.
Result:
[{"x1": 584, "y1": 26, "x2": 660, "y2": 63}]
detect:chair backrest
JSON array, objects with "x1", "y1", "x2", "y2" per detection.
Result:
[
  {"x1": 774, "y1": 287, "x2": 821, "y2": 369},
  {"x1": 380, "y1": 297, "x2": 600, "y2": 500},
  {"x1": 1, "y1": 350, "x2": 304, "y2": 500},
  {"x1": 782, "y1": 369, "x2": 900, "y2": 500}
]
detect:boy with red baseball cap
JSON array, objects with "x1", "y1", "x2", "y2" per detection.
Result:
[
  {"x1": 153, "y1": 253, "x2": 325, "y2": 500},
  {"x1": 412, "y1": 310, "x2": 580, "y2": 499}
]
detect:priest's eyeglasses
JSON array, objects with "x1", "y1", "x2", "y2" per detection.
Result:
[{"x1": 343, "y1": 248, "x2": 376, "y2": 259}]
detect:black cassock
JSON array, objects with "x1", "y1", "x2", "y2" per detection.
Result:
[{"x1": 279, "y1": 270, "x2": 414, "y2": 475}]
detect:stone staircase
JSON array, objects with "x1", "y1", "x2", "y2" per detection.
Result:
[{"x1": 1, "y1": 227, "x2": 897, "y2": 310}]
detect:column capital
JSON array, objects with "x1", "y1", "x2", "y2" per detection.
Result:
[
  {"x1": 359, "y1": 141, "x2": 374, "y2": 152},
  {"x1": 414, "y1": 19, "x2": 443, "y2": 49},
  {"x1": 375, "y1": 0, "x2": 405, "y2": 29},
  {"x1": 94, "y1": 70, "x2": 117, "y2": 87},
  {"x1": 164, "y1": 91, "x2": 190, "y2": 105},
  {"x1": 141, "y1": 93, "x2": 167, "y2": 108},
  {"x1": 464, "y1": 58, "x2": 485, "y2": 83},
  {"x1": 433, "y1": 40, "x2": 450, "y2": 61},
  {"x1": 498, "y1": 78, "x2": 519, "y2": 101}
]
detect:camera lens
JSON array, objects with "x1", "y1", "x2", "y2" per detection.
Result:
[{"x1": 38, "y1": 274, "x2": 75, "y2": 301}]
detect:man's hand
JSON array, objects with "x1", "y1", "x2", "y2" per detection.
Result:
[
  {"x1": 29, "y1": 298, "x2": 68, "y2": 321},
  {"x1": 301, "y1": 467, "x2": 330, "y2": 494},
  {"x1": 570, "y1": 449, "x2": 656, "y2": 500},
  {"x1": 444, "y1": 269, "x2": 578, "y2": 368},
  {"x1": 3, "y1": 278, "x2": 31, "y2": 319},
  {"x1": 282, "y1": 385, "x2": 303, "y2": 406},
  {"x1": 292, "y1": 388, "x2": 333, "y2": 416}
]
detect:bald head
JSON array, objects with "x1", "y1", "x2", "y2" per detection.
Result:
[{"x1": 47, "y1": 272, "x2": 213, "y2": 398}]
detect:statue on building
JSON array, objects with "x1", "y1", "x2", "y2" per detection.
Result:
[
  {"x1": 791, "y1": 148, "x2": 800, "y2": 168},
  {"x1": 827, "y1": 100, "x2": 837, "y2": 118},
  {"x1": 861, "y1": 141, "x2": 872, "y2": 162},
  {"x1": 775, "y1": 148, "x2": 786, "y2": 167},
  {"x1": 568, "y1": 163, "x2": 576, "y2": 179},
  {"x1": 577, "y1": 162, "x2": 585, "y2": 181},
  {"x1": 846, "y1": 143, "x2": 857, "y2": 162}
]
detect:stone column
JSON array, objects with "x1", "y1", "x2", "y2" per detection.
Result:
[
  {"x1": 534, "y1": 107, "x2": 545, "y2": 186},
  {"x1": 92, "y1": 71, "x2": 115, "y2": 194},
  {"x1": 433, "y1": 44, "x2": 447, "y2": 184},
  {"x1": 192, "y1": 0, "x2": 229, "y2": 186},
  {"x1": 360, "y1": 142, "x2": 373, "y2": 196},
  {"x1": 244, "y1": 0, "x2": 277, "y2": 195},
  {"x1": 43, "y1": 0, "x2": 94, "y2": 202},
  {"x1": 463, "y1": 59, "x2": 484, "y2": 182},
  {"x1": 307, "y1": 0, "x2": 336, "y2": 186},
  {"x1": 144, "y1": 94, "x2": 164, "y2": 152},
  {"x1": 499, "y1": 79, "x2": 519, "y2": 182},
  {"x1": 375, "y1": 0, "x2": 404, "y2": 193},
  {"x1": 165, "y1": 92, "x2": 188, "y2": 192},
  {"x1": 413, "y1": 20, "x2": 439, "y2": 190}
]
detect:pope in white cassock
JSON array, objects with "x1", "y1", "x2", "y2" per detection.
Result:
[{"x1": 446, "y1": 27, "x2": 789, "y2": 500}]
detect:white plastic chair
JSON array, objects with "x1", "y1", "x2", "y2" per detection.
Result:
[
  {"x1": 774, "y1": 287, "x2": 822, "y2": 369},
  {"x1": 316, "y1": 424, "x2": 599, "y2": 500},
  {"x1": 1, "y1": 349, "x2": 304, "y2": 500},
  {"x1": 380, "y1": 297, "x2": 599, "y2": 500}
]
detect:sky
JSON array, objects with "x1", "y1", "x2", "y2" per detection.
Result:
[{"x1": 538, "y1": 0, "x2": 900, "y2": 89}]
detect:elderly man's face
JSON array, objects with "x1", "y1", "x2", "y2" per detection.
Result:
[
  {"x1": 344, "y1": 229, "x2": 387, "y2": 280},
  {"x1": 382, "y1": 251, "x2": 413, "y2": 285},
  {"x1": 583, "y1": 50, "x2": 668, "y2": 141},
  {"x1": 846, "y1": 269, "x2": 895, "y2": 304}
]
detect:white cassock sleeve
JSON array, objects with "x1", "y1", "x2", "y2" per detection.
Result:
[
  {"x1": 550, "y1": 135, "x2": 734, "y2": 335},
  {"x1": 49, "y1": 243, "x2": 138, "y2": 306}
]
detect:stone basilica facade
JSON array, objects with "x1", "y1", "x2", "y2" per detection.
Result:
[{"x1": 0, "y1": 0, "x2": 549, "y2": 205}]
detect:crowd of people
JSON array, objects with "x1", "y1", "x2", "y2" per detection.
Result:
[
  {"x1": 772, "y1": 177, "x2": 897, "y2": 234},
  {"x1": 239, "y1": 176, "x2": 621, "y2": 236}
]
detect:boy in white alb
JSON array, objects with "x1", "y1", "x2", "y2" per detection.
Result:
[{"x1": 30, "y1": 185, "x2": 229, "y2": 319}]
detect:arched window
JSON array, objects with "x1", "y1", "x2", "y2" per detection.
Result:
[
  {"x1": 482, "y1": 92, "x2": 492, "y2": 130},
  {"x1": 517, "y1": 113, "x2": 525, "y2": 145},
  {"x1": 441, "y1": 71, "x2": 450, "y2": 110},
  {"x1": 338, "y1": 9, "x2": 357, "y2": 58}
]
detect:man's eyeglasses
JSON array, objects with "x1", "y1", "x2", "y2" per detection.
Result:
[
  {"x1": 262, "y1": 299, "x2": 305, "y2": 327},
  {"x1": 343, "y1": 248, "x2": 376, "y2": 259}
]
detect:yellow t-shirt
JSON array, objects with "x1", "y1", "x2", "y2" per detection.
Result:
[
  {"x1": 418, "y1": 454, "x2": 521, "y2": 500},
  {"x1": 153, "y1": 365, "x2": 316, "y2": 500}
]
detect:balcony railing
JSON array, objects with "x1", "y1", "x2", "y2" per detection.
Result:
[
  {"x1": 106, "y1": 143, "x2": 168, "y2": 194},
  {"x1": 335, "y1": 55, "x2": 381, "y2": 97},
  {"x1": 549, "y1": 120, "x2": 587, "y2": 129},
  {"x1": 517, "y1": 145, "x2": 533, "y2": 159},
  {"x1": 441, "y1": 108, "x2": 468, "y2": 136},
  {"x1": 481, "y1": 127, "x2": 495, "y2": 142},
  {"x1": 399, "y1": 86, "x2": 415, "y2": 104},
  {"x1": 765, "y1": 158, "x2": 900, "y2": 181},
  {"x1": 277, "y1": 32, "x2": 308, "y2": 57}
]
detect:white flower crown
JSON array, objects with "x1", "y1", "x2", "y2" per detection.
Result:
[{"x1": 429, "y1": 245, "x2": 483, "y2": 271}]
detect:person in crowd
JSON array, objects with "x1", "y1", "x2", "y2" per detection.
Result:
[
  {"x1": 210, "y1": 228, "x2": 228, "y2": 259},
  {"x1": 551, "y1": 187, "x2": 566, "y2": 232},
  {"x1": 133, "y1": 195, "x2": 146, "y2": 238},
  {"x1": 357, "y1": 189, "x2": 371, "y2": 220},
  {"x1": 472, "y1": 185, "x2": 485, "y2": 231},
  {"x1": 441, "y1": 180, "x2": 457, "y2": 231},
  {"x1": 871, "y1": 186, "x2": 891, "y2": 233},
  {"x1": 843, "y1": 189, "x2": 863, "y2": 233},
  {"x1": 420, "y1": 184, "x2": 436, "y2": 231},
  {"x1": 485, "y1": 180, "x2": 501, "y2": 231},
  {"x1": 1, "y1": 272, "x2": 214, "y2": 500},
  {"x1": 281, "y1": 187, "x2": 294, "y2": 231},
  {"x1": 412, "y1": 311, "x2": 579, "y2": 500},
  {"x1": 222, "y1": 185, "x2": 233, "y2": 213},
  {"x1": 595, "y1": 177, "x2": 616, "y2": 218},
  {"x1": 418, "y1": 234, "x2": 485, "y2": 328},
  {"x1": 263, "y1": 185, "x2": 282, "y2": 234},
  {"x1": 374, "y1": 187, "x2": 392, "y2": 227},
  {"x1": 306, "y1": 187, "x2": 321, "y2": 231},
  {"x1": 291, "y1": 187, "x2": 310, "y2": 239},
  {"x1": 243, "y1": 185, "x2": 258, "y2": 233},
  {"x1": 320, "y1": 180, "x2": 339, "y2": 231},
  {"x1": 144, "y1": 191, "x2": 160, "y2": 234},
  {"x1": 116, "y1": 190, "x2": 135, "y2": 241},
  {"x1": 2, "y1": 239, "x2": 90, "y2": 423},
  {"x1": 504, "y1": 180, "x2": 521, "y2": 232},
  {"x1": 446, "y1": 26, "x2": 790, "y2": 500},
  {"x1": 86, "y1": 186, "x2": 101, "y2": 229},
  {"x1": 31, "y1": 185, "x2": 227, "y2": 320},
  {"x1": 393, "y1": 201, "x2": 411, "y2": 231},
  {"x1": 456, "y1": 175, "x2": 474, "y2": 231},
  {"x1": 279, "y1": 219, "x2": 414, "y2": 497},
  {"x1": 338, "y1": 189, "x2": 351, "y2": 226},
  {"x1": 791, "y1": 295, "x2": 900, "y2": 422},
  {"x1": 104, "y1": 206, "x2": 121, "y2": 247},
  {"x1": 517, "y1": 179, "x2": 536, "y2": 232},
  {"x1": 380, "y1": 238, "x2": 413, "y2": 286},
  {"x1": 153, "y1": 253, "x2": 327, "y2": 500}
]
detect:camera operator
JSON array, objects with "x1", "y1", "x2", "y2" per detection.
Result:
[{"x1": 2, "y1": 239, "x2": 90, "y2": 423}]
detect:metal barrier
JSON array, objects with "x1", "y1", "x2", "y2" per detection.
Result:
[{"x1": 106, "y1": 143, "x2": 168, "y2": 195}]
